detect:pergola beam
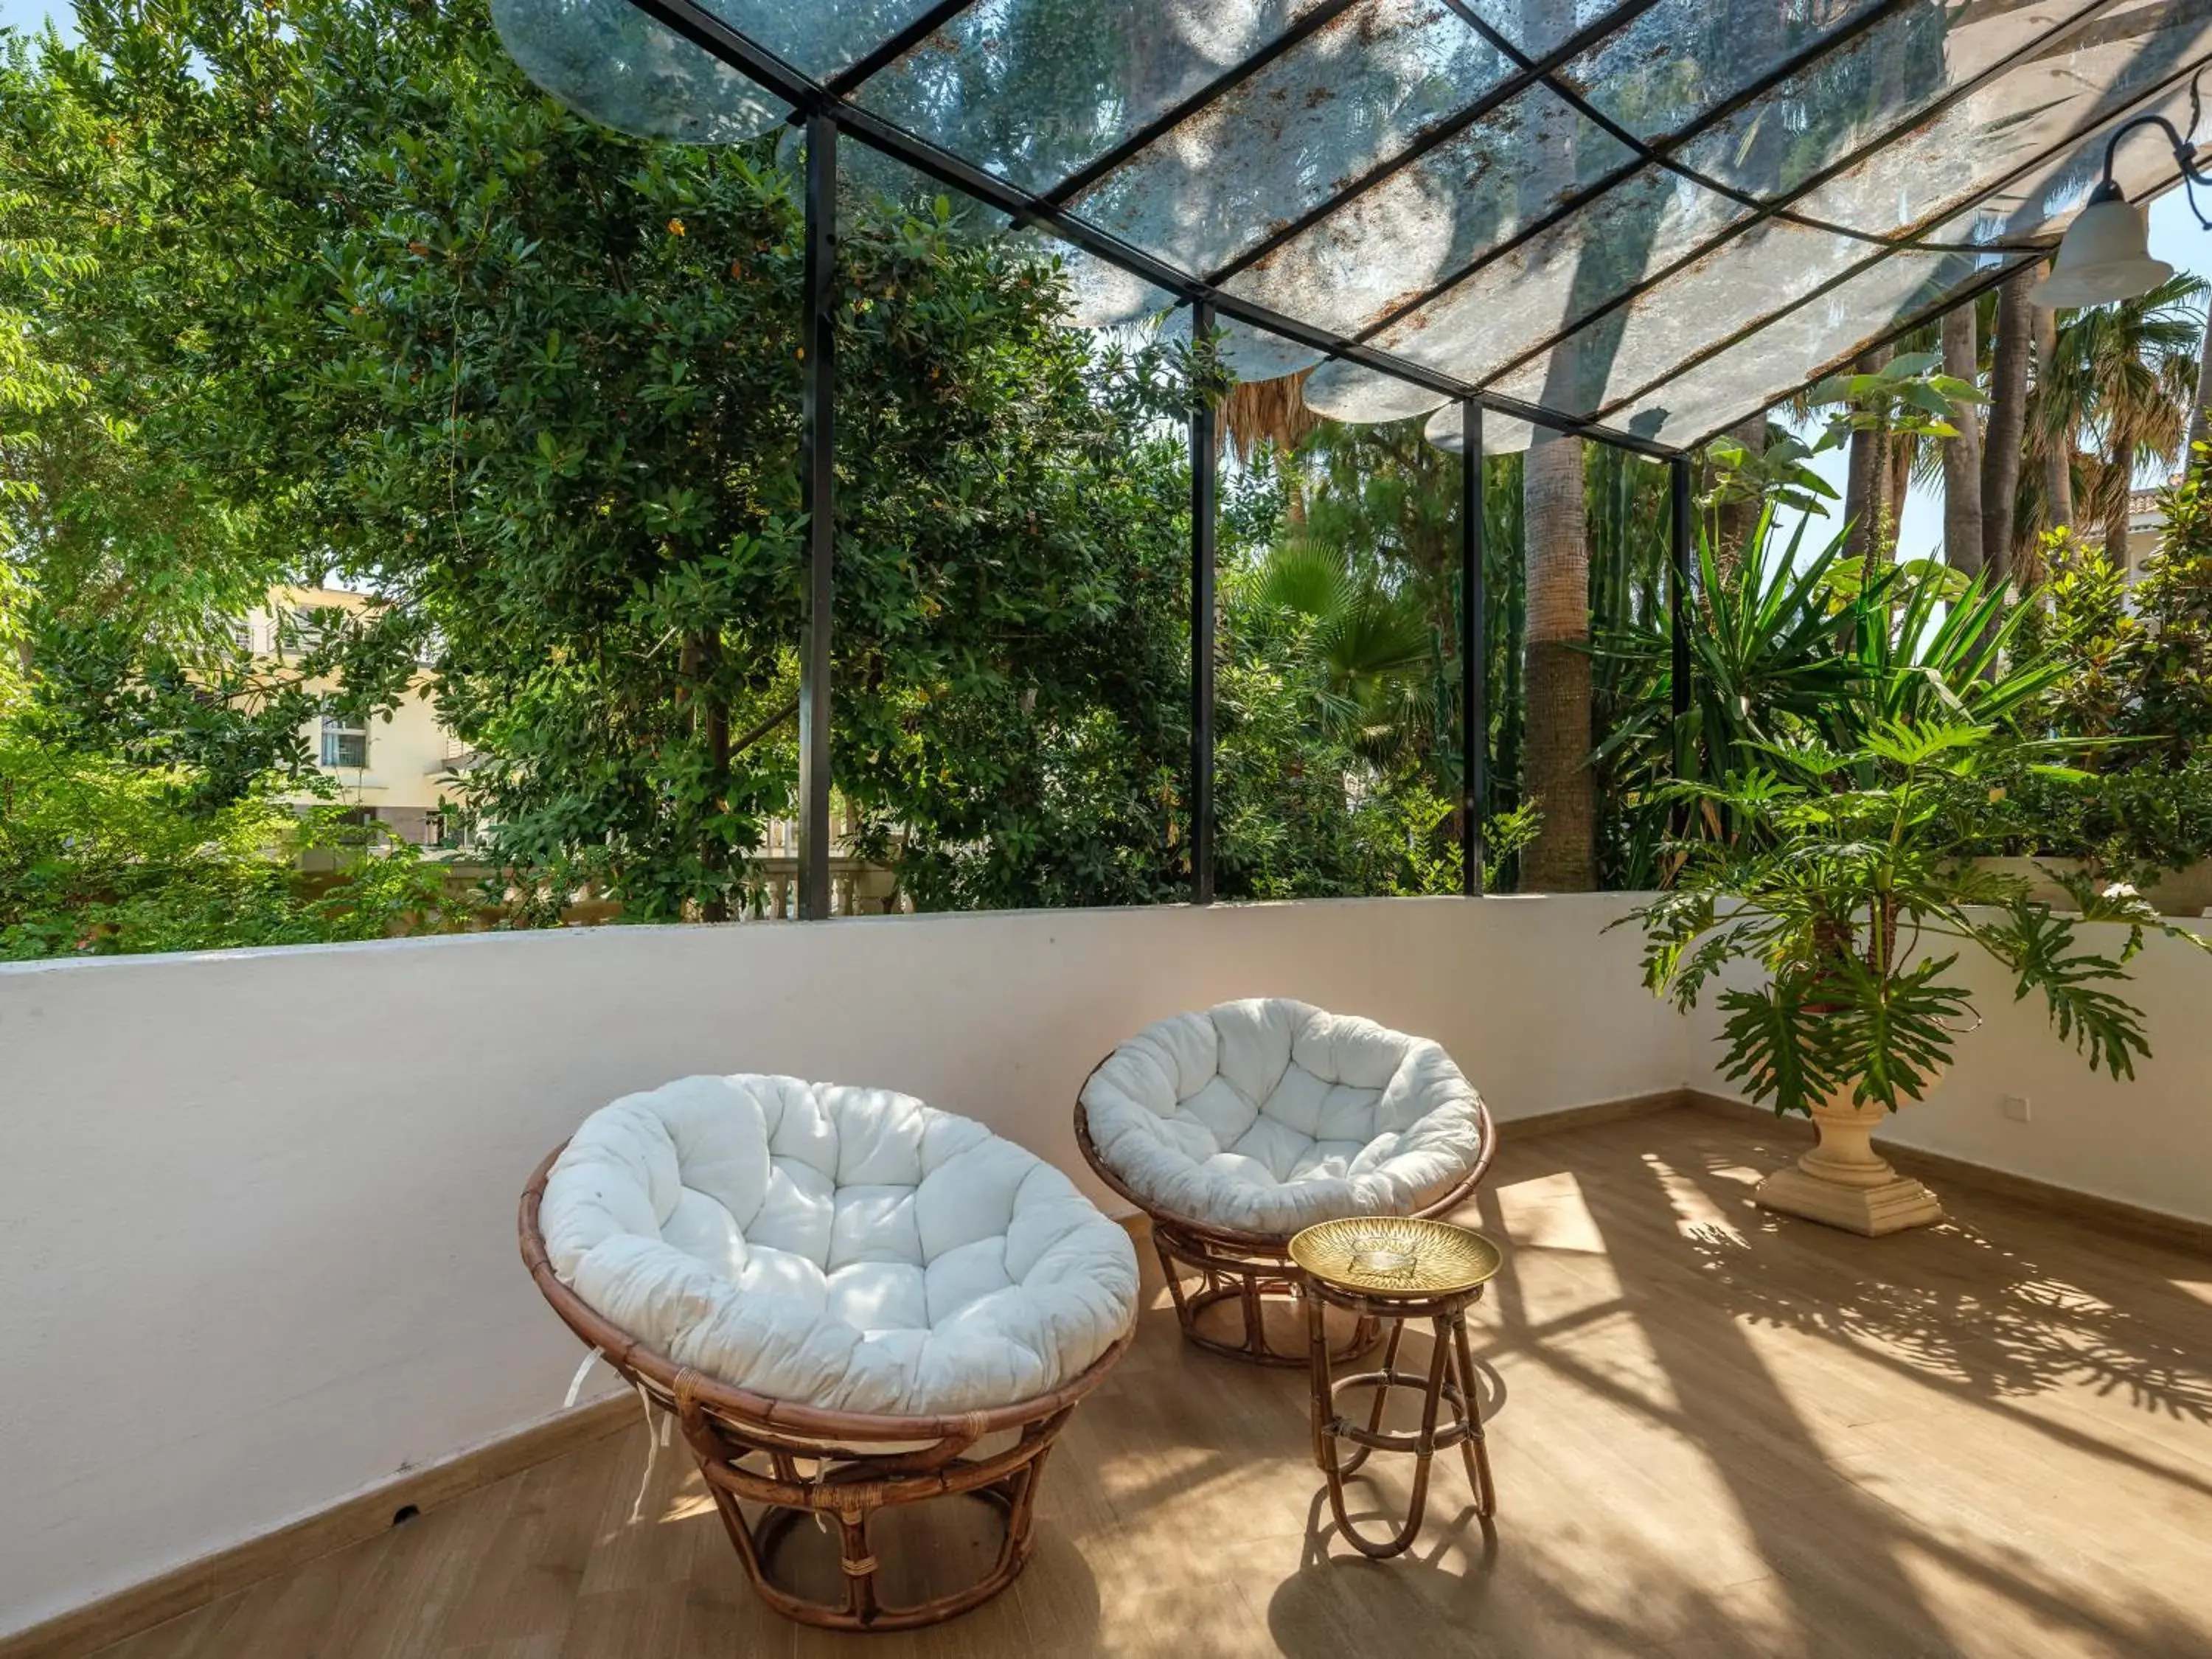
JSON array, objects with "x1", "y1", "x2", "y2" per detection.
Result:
[
  {"x1": 1459, "y1": 399, "x2": 1486, "y2": 899},
  {"x1": 1190, "y1": 301, "x2": 1218, "y2": 908},
  {"x1": 796, "y1": 112, "x2": 838, "y2": 919}
]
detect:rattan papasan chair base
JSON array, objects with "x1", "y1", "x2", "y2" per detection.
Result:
[
  {"x1": 1077, "y1": 999, "x2": 1495, "y2": 1368},
  {"x1": 523, "y1": 1075, "x2": 1138, "y2": 1631}
]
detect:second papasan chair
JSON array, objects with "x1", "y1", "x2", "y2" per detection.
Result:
[{"x1": 1076, "y1": 998, "x2": 1495, "y2": 1365}]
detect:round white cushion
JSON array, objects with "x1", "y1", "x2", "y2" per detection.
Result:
[
  {"x1": 1079, "y1": 999, "x2": 1487, "y2": 1237},
  {"x1": 540, "y1": 1075, "x2": 1139, "y2": 1417}
]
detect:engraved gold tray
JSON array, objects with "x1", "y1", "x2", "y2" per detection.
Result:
[{"x1": 1289, "y1": 1215, "x2": 1503, "y2": 1297}]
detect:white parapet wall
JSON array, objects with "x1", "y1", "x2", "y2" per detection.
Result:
[{"x1": 0, "y1": 894, "x2": 1680, "y2": 1637}]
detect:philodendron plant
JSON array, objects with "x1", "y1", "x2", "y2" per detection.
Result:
[{"x1": 1623, "y1": 719, "x2": 2212, "y2": 1118}]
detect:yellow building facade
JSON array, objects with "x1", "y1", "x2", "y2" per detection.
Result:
[{"x1": 245, "y1": 587, "x2": 467, "y2": 846}]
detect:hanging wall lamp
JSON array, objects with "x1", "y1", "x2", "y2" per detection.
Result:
[{"x1": 2033, "y1": 80, "x2": 2211, "y2": 308}]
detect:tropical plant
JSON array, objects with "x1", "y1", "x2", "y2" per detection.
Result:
[
  {"x1": 1623, "y1": 720, "x2": 2211, "y2": 1117},
  {"x1": 1592, "y1": 507, "x2": 2054, "y2": 885}
]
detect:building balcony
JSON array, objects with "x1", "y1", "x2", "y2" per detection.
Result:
[{"x1": 3, "y1": 896, "x2": 2208, "y2": 1658}]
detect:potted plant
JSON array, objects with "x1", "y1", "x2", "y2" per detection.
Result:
[{"x1": 1622, "y1": 717, "x2": 2211, "y2": 1235}]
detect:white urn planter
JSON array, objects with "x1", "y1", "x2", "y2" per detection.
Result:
[{"x1": 1754, "y1": 1089, "x2": 1943, "y2": 1237}]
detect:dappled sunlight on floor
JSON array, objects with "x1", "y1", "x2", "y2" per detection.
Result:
[{"x1": 96, "y1": 1107, "x2": 2212, "y2": 1659}]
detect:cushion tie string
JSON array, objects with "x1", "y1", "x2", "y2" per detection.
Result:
[
  {"x1": 563, "y1": 1346, "x2": 605, "y2": 1410},
  {"x1": 629, "y1": 1381, "x2": 660, "y2": 1524}
]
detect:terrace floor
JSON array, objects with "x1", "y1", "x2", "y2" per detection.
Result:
[{"x1": 94, "y1": 1107, "x2": 2212, "y2": 1659}]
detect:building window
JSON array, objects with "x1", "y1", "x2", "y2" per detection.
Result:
[
  {"x1": 321, "y1": 717, "x2": 369, "y2": 770},
  {"x1": 285, "y1": 608, "x2": 325, "y2": 655}
]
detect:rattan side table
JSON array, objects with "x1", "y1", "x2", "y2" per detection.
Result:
[{"x1": 1290, "y1": 1215, "x2": 1503, "y2": 1559}]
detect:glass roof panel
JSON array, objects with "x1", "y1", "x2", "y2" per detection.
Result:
[
  {"x1": 497, "y1": 0, "x2": 2212, "y2": 451},
  {"x1": 852, "y1": 0, "x2": 1340, "y2": 197},
  {"x1": 1674, "y1": 0, "x2": 2098, "y2": 202},
  {"x1": 1424, "y1": 400, "x2": 1534, "y2": 455},
  {"x1": 1935, "y1": 77, "x2": 2202, "y2": 246},
  {"x1": 1484, "y1": 218, "x2": 1881, "y2": 418},
  {"x1": 1220, "y1": 83, "x2": 1635, "y2": 338},
  {"x1": 490, "y1": 0, "x2": 788, "y2": 144},
  {"x1": 1607, "y1": 251, "x2": 2002, "y2": 450},
  {"x1": 1475, "y1": 6, "x2": 2212, "y2": 429},
  {"x1": 1453, "y1": 0, "x2": 1632, "y2": 58},
  {"x1": 1065, "y1": 0, "x2": 1512, "y2": 280},
  {"x1": 693, "y1": 0, "x2": 948, "y2": 82},
  {"x1": 1303, "y1": 358, "x2": 1450, "y2": 420},
  {"x1": 1553, "y1": 0, "x2": 1891, "y2": 145},
  {"x1": 1791, "y1": 0, "x2": 2212, "y2": 233},
  {"x1": 1005, "y1": 228, "x2": 1179, "y2": 330},
  {"x1": 1363, "y1": 164, "x2": 1749, "y2": 386}
]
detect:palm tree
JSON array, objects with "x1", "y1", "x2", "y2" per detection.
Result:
[
  {"x1": 1521, "y1": 431, "x2": 1593, "y2": 890},
  {"x1": 1980, "y1": 266, "x2": 2036, "y2": 582},
  {"x1": 1239, "y1": 539, "x2": 1438, "y2": 768},
  {"x1": 2032, "y1": 274, "x2": 2207, "y2": 567},
  {"x1": 1939, "y1": 302, "x2": 1984, "y2": 574}
]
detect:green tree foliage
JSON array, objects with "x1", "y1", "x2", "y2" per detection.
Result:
[
  {"x1": 1985, "y1": 448, "x2": 2212, "y2": 877},
  {"x1": 2, "y1": 0, "x2": 1219, "y2": 919}
]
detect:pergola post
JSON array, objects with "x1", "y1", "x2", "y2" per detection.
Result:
[
  {"x1": 1669, "y1": 452, "x2": 1693, "y2": 787},
  {"x1": 1459, "y1": 398, "x2": 1486, "y2": 897},
  {"x1": 1189, "y1": 301, "x2": 1217, "y2": 906},
  {"x1": 796, "y1": 113, "x2": 838, "y2": 920}
]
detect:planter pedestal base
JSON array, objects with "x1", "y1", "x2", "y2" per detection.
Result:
[{"x1": 1754, "y1": 1096, "x2": 1943, "y2": 1237}]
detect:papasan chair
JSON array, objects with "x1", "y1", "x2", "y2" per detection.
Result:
[
  {"x1": 1077, "y1": 999, "x2": 1494, "y2": 1366},
  {"x1": 521, "y1": 1074, "x2": 1138, "y2": 1631}
]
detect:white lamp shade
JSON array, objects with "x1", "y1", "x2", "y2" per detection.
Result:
[{"x1": 2030, "y1": 192, "x2": 2173, "y2": 307}]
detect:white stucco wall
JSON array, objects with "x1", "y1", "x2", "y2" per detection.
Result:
[
  {"x1": 1682, "y1": 919, "x2": 2212, "y2": 1227},
  {"x1": 0, "y1": 894, "x2": 1680, "y2": 1637}
]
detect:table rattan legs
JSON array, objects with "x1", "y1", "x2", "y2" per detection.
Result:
[{"x1": 1302, "y1": 1278, "x2": 1495, "y2": 1559}]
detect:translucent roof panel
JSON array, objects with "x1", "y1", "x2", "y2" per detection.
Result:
[
  {"x1": 1065, "y1": 0, "x2": 1514, "y2": 279},
  {"x1": 1483, "y1": 218, "x2": 1883, "y2": 420},
  {"x1": 695, "y1": 0, "x2": 950, "y2": 81},
  {"x1": 1361, "y1": 165, "x2": 1750, "y2": 386},
  {"x1": 1938, "y1": 75, "x2": 2204, "y2": 246},
  {"x1": 1220, "y1": 83, "x2": 1637, "y2": 338},
  {"x1": 1786, "y1": 0, "x2": 2212, "y2": 234},
  {"x1": 1608, "y1": 252, "x2": 1997, "y2": 450},
  {"x1": 1551, "y1": 0, "x2": 1891, "y2": 145},
  {"x1": 1672, "y1": 0, "x2": 2104, "y2": 202},
  {"x1": 491, "y1": 0, "x2": 789, "y2": 144},
  {"x1": 853, "y1": 0, "x2": 1339, "y2": 197},
  {"x1": 495, "y1": 0, "x2": 2212, "y2": 452},
  {"x1": 1480, "y1": 10, "x2": 2212, "y2": 424}
]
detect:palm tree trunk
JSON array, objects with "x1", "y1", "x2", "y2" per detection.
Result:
[
  {"x1": 2034, "y1": 300, "x2": 2073, "y2": 535},
  {"x1": 2188, "y1": 296, "x2": 2212, "y2": 465},
  {"x1": 1981, "y1": 266, "x2": 2035, "y2": 584},
  {"x1": 2107, "y1": 491, "x2": 2132, "y2": 570},
  {"x1": 1843, "y1": 347, "x2": 1889, "y2": 571},
  {"x1": 1521, "y1": 431, "x2": 1593, "y2": 892},
  {"x1": 1941, "y1": 304, "x2": 1984, "y2": 577}
]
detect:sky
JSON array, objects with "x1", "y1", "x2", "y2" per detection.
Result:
[{"x1": 5, "y1": 0, "x2": 2210, "y2": 546}]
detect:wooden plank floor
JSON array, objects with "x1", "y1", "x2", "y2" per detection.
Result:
[{"x1": 94, "y1": 1107, "x2": 2212, "y2": 1659}]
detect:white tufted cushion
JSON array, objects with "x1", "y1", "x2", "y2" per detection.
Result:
[
  {"x1": 540, "y1": 1076, "x2": 1139, "y2": 1417},
  {"x1": 1079, "y1": 1000, "x2": 1487, "y2": 1237}
]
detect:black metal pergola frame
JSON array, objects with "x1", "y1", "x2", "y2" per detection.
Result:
[{"x1": 581, "y1": 0, "x2": 2190, "y2": 918}]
